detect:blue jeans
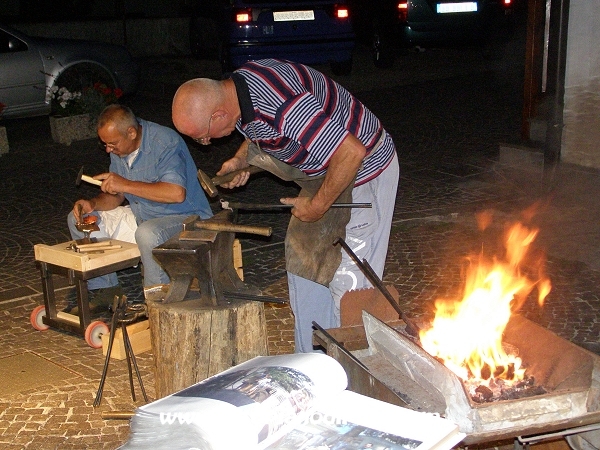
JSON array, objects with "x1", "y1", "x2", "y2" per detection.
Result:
[
  {"x1": 67, "y1": 212, "x2": 191, "y2": 290},
  {"x1": 289, "y1": 152, "x2": 399, "y2": 352}
]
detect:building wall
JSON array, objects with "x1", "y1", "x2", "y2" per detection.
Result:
[
  {"x1": 13, "y1": 18, "x2": 190, "y2": 57},
  {"x1": 562, "y1": 1, "x2": 600, "y2": 167},
  {"x1": 0, "y1": 0, "x2": 186, "y2": 20}
]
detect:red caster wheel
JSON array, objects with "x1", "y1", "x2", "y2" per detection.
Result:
[
  {"x1": 85, "y1": 320, "x2": 109, "y2": 348},
  {"x1": 30, "y1": 305, "x2": 50, "y2": 331}
]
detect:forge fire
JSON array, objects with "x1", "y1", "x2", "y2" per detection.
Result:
[{"x1": 418, "y1": 213, "x2": 552, "y2": 402}]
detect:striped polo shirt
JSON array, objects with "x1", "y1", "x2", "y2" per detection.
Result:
[{"x1": 232, "y1": 59, "x2": 396, "y2": 186}]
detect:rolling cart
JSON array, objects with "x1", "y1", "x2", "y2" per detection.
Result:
[{"x1": 31, "y1": 240, "x2": 140, "y2": 348}]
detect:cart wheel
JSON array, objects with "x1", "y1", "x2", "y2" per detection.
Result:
[
  {"x1": 30, "y1": 305, "x2": 50, "y2": 331},
  {"x1": 85, "y1": 321, "x2": 109, "y2": 349}
]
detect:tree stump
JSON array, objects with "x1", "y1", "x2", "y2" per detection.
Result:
[{"x1": 148, "y1": 298, "x2": 268, "y2": 398}]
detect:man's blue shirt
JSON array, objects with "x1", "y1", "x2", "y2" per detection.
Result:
[{"x1": 109, "y1": 118, "x2": 212, "y2": 222}]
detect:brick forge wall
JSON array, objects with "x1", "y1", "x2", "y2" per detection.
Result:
[{"x1": 561, "y1": 1, "x2": 600, "y2": 168}]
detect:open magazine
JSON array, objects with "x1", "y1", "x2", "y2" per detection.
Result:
[{"x1": 118, "y1": 353, "x2": 465, "y2": 450}]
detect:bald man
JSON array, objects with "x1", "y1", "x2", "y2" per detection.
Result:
[{"x1": 172, "y1": 59, "x2": 399, "y2": 352}]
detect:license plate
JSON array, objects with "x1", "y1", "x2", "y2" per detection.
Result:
[
  {"x1": 273, "y1": 10, "x2": 315, "y2": 22},
  {"x1": 436, "y1": 2, "x2": 478, "y2": 13}
]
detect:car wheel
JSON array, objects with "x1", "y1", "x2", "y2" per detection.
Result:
[
  {"x1": 55, "y1": 63, "x2": 115, "y2": 93},
  {"x1": 331, "y1": 58, "x2": 353, "y2": 76}
]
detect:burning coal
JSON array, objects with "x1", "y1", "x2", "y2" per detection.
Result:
[{"x1": 418, "y1": 213, "x2": 552, "y2": 392}]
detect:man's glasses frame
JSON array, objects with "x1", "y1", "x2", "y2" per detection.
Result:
[{"x1": 193, "y1": 114, "x2": 213, "y2": 146}]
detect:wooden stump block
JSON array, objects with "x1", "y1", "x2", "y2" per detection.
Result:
[{"x1": 148, "y1": 299, "x2": 268, "y2": 398}]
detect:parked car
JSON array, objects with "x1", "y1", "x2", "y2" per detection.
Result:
[
  {"x1": 189, "y1": 0, "x2": 355, "y2": 75},
  {"x1": 0, "y1": 23, "x2": 139, "y2": 119},
  {"x1": 349, "y1": 0, "x2": 515, "y2": 68}
]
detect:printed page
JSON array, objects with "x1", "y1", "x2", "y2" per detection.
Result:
[
  {"x1": 119, "y1": 353, "x2": 348, "y2": 450},
  {"x1": 265, "y1": 390, "x2": 465, "y2": 450}
]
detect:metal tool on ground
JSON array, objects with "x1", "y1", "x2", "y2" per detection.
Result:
[
  {"x1": 197, "y1": 166, "x2": 263, "y2": 198},
  {"x1": 94, "y1": 295, "x2": 148, "y2": 407},
  {"x1": 333, "y1": 237, "x2": 421, "y2": 338},
  {"x1": 101, "y1": 411, "x2": 135, "y2": 420},
  {"x1": 220, "y1": 199, "x2": 372, "y2": 211},
  {"x1": 75, "y1": 166, "x2": 103, "y2": 187}
]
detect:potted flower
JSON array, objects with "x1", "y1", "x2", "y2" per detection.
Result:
[
  {"x1": 47, "y1": 83, "x2": 123, "y2": 145},
  {"x1": 0, "y1": 102, "x2": 8, "y2": 155}
]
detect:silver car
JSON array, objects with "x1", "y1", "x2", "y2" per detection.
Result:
[{"x1": 0, "y1": 23, "x2": 139, "y2": 119}]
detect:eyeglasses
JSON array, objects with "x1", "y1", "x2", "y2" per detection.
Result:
[
  {"x1": 98, "y1": 139, "x2": 121, "y2": 151},
  {"x1": 193, "y1": 114, "x2": 213, "y2": 146}
]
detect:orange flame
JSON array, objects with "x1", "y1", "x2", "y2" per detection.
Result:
[{"x1": 419, "y1": 221, "x2": 551, "y2": 383}]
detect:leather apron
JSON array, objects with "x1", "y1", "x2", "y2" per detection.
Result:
[{"x1": 246, "y1": 142, "x2": 353, "y2": 286}]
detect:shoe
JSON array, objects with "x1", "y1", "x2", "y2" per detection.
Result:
[
  {"x1": 62, "y1": 304, "x2": 76, "y2": 314},
  {"x1": 61, "y1": 286, "x2": 123, "y2": 316},
  {"x1": 66, "y1": 302, "x2": 109, "y2": 317},
  {"x1": 91, "y1": 285, "x2": 124, "y2": 307},
  {"x1": 61, "y1": 288, "x2": 79, "y2": 313}
]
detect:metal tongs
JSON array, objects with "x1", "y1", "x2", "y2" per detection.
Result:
[
  {"x1": 94, "y1": 295, "x2": 148, "y2": 407},
  {"x1": 334, "y1": 237, "x2": 421, "y2": 339}
]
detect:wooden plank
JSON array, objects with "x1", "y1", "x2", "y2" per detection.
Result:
[
  {"x1": 522, "y1": 0, "x2": 546, "y2": 140},
  {"x1": 34, "y1": 240, "x2": 140, "y2": 272},
  {"x1": 233, "y1": 238, "x2": 243, "y2": 281},
  {"x1": 108, "y1": 319, "x2": 149, "y2": 339},
  {"x1": 101, "y1": 322, "x2": 152, "y2": 360}
]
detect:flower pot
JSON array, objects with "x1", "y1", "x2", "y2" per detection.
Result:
[
  {"x1": 0, "y1": 126, "x2": 8, "y2": 155},
  {"x1": 49, "y1": 114, "x2": 96, "y2": 146}
]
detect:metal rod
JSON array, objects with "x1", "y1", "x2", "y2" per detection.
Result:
[
  {"x1": 222, "y1": 201, "x2": 371, "y2": 210},
  {"x1": 223, "y1": 291, "x2": 288, "y2": 304},
  {"x1": 312, "y1": 321, "x2": 369, "y2": 371},
  {"x1": 94, "y1": 300, "x2": 120, "y2": 407},
  {"x1": 122, "y1": 320, "x2": 149, "y2": 403},
  {"x1": 518, "y1": 422, "x2": 600, "y2": 445},
  {"x1": 101, "y1": 411, "x2": 135, "y2": 420},
  {"x1": 122, "y1": 320, "x2": 136, "y2": 402},
  {"x1": 333, "y1": 237, "x2": 420, "y2": 338}
]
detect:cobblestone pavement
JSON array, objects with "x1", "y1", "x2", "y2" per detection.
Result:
[{"x1": 1, "y1": 11, "x2": 599, "y2": 448}]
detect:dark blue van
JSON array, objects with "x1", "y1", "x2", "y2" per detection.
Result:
[{"x1": 190, "y1": 0, "x2": 355, "y2": 75}]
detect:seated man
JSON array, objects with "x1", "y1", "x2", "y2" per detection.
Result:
[{"x1": 67, "y1": 104, "x2": 212, "y2": 309}]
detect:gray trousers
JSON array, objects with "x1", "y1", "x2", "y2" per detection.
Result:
[{"x1": 289, "y1": 152, "x2": 399, "y2": 352}]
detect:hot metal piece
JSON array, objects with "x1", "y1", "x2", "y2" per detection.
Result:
[{"x1": 74, "y1": 204, "x2": 100, "y2": 243}]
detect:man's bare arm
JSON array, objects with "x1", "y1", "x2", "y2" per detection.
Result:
[
  {"x1": 96, "y1": 172, "x2": 186, "y2": 203},
  {"x1": 281, "y1": 134, "x2": 366, "y2": 222}
]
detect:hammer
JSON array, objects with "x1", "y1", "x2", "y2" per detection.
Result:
[
  {"x1": 76, "y1": 166, "x2": 102, "y2": 187},
  {"x1": 197, "y1": 166, "x2": 263, "y2": 198}
]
